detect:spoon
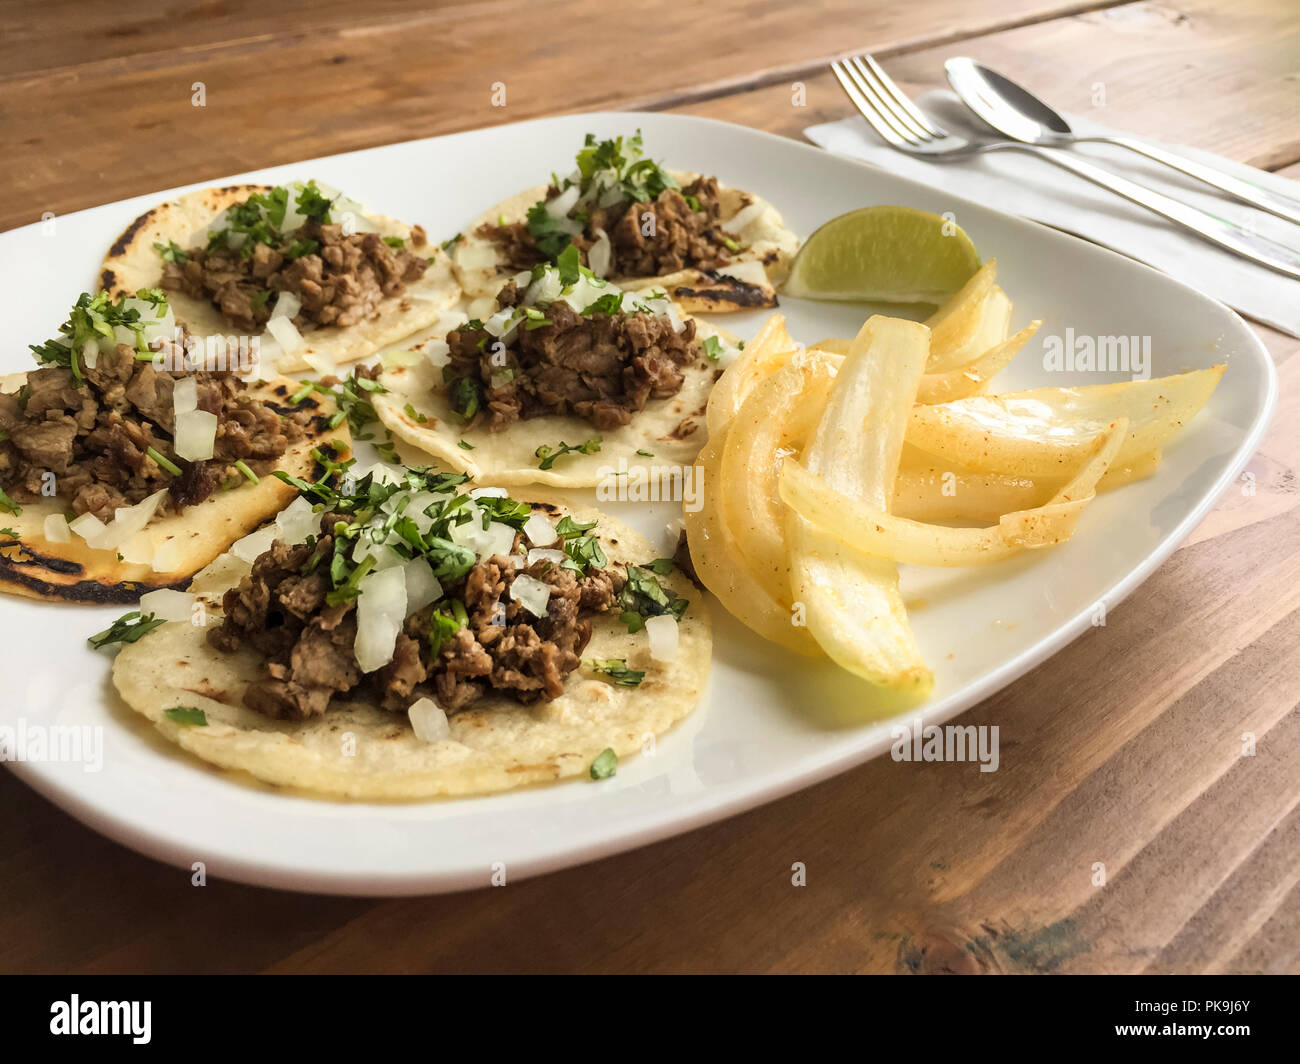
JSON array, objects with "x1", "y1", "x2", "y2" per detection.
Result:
[{"x1": 944, "y1": 57, "x2": 1300, "y2": 227}]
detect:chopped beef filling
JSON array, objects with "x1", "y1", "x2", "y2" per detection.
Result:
[
  {"x1": 445, "y1": 286, "x2": 702, "y2": 432},
  {"x1": 480, "y1": 177, "x2": 736, "y2": 279},
  {"x1": 0, "y1": 337, "x2": 306, "y2": 521},
  {"x1": 207, "y1": 522, "x2": 628, "y2": 719},
  {"x1": 162, "y1": 218, "x2": 430, "y2": 332}
]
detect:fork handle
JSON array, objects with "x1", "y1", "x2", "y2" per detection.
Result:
[
  {"x1": 993, "y1": 144, "x2": 1300, "y2": 280},
  {"x1": 1074, "y1": 135, "x2": 1300, "y2": 227}
]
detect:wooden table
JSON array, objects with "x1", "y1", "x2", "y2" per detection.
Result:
[{"x1": 2, "y1": 0, "x2": 1296, "y2": 974}]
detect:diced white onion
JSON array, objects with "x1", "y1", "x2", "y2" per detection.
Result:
[
  {"x1": 82, "y1": 489, "x2": 168, "y2": 551},
  {"x1": 588, "y1": 228, "x2": 611, "y2": 279},
  {"x1": 545, "y1": 184, "x2": 579, "y2": 220},
  {"x1": 150, "y1": 537, "x2": 186, "y2": 573},
  {"x1": 522, "y1": 512, "x2": 556, "y2": 546},
  {"x1": 80, "y1": 338, "x2": 100, "y2": 369},
  {"x1": 139, "y1": 588, "x2": 194, "y2": 621},
  {"x1": 275, "y1": 496, "x2": 319, "y2": 544},
  {"x1": 450, "y1": 516, "x2": 517, "y2": 558},
  {"x1": 402, "y1": 556, "x2": 442, "y2": 614},
  {"x1": 360, "y1": 461, "x2": 403, "y2": 486},
  {"x1": 560, "y1": 275, "x2": 618, "y2": 315},
  {"x1": 265, "y1": 315, "x2": 304, "y2": 356},
  {"x1": 270, "y1": 290, "x2": 301, "y2": 321},
  {"x1": 43, "y1": 514, "x2": 71, "y2": 543},
  {"x1": 69, "y1": 512, "x2": 107, "y2": 543},
  {"x1": 354, "y1": 565, "x2": 407, "y2": 673},
  {"x1": 664, "y1": 303, "x2": 686, "y2": 334},
  {"x1": 231, "y1": 523, "x2": 278, "y2": 563},
  {"x1": 526, "y1": 547, "x2": 565, "y2": 567},
  {"x1": 173, "y1": 408, "x2": 218, "y2": 462},
  {"x1": 722, "y1": 200, "x2": 765, "y2": 235},
  {"x1": 716, "y1": 259, "x2": 769, "y2": 286},
  {"x1": 597, "y1": 181, "x2": 627, "y2": 208},
  {"x1": 469, "y1": 486, "x2": 507, "y2": 499},
  {"x1": 646, "y1": 613, "x2": 680, "y2": 662},
  {"x1": 172, "y1": 376, "x2": 198, "y2": 416},
  {"x1": 424, "y1": 339, "x2": 450, "y2": 368},
  {"x1": 482, "y1": 308, "x2": 520, "y2": 346},
  {"x1": 509, "y1": 573, "x2": 551, "y2": 617},
  {"x1": 524, "y1": 269, "x2": 563, "y2": 306},
  {"x1": 407, "y1": 696, "x2": 451, "y2": 743}
]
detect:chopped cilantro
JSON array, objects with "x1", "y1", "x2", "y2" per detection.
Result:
[
  {"x1": 535, "y1": 436, "x2": 601, "y2": 470},
  {"x1": 618, "y1": 564, "x2": 689, "y2": 633},
  {"x1": 164, "y1": 706, "x2": 208, "y2": 727},
  {"x1": 153, "y1": 239, "x2": 188, "y2": 263},
  {"x1": 440, "y1": 232, "x2": 463, "y2": 252},
  {"x1": 589, "y1": 659, "x2": 644, "y2": 687},
  {"x1": 701, "y1": 335, "x2": 723, "y2": 360},
  {"x1": 589, "y1": 747, "x2": 618, "y2": 780},
  {"x1": 88, "y1": 611, "x2": 165, "y2": 649}
]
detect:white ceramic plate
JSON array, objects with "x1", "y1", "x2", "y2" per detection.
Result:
[{"x1": 0, "y1": 112, "x2": 1275, "y2": 895}]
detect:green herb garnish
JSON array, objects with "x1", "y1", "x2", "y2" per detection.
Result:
[
  {"x1": 146, "y1": 447, "x2": 182, "y2": 477},
  {"x1": 618, "y1": 564, "x2": 688, "y2": 633},
  {"x1": 88, "y1": 611, "x2": 165, "y2": 649},
  {"x1": 535, "y1": 437, "x2": 601, "y2": 471},
  {"x1": 589, "y1": 747, "x2": 618, "y2": 780},
  {"x1": 164, "y1": 706, "x2": 208, "y2": 727},
  {"x1": 589, "y1": 659, "x2": 644, "y2": 687},
  {"x1": 153, "y1": 240, "x2": 188, "y2": 263}
]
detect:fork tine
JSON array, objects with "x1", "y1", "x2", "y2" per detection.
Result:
[
  {"x1": 836, "y1": 59, "x2": 918, "y2": 145},
  {"x1": 848, "y1": 56, "x2": 932, "y2": 141},
  {"x1": 831, "y1": 60, "x2": 908, "y2": 147},
  {"x1": 856, "y1": 55, "x2": 947, "y2": 138}
]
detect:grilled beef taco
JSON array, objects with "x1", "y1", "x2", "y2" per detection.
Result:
[
  {"x1": 111, "y1": 465, "x2": 711, "y2": 799},
  {"x1": 453, "y1": 131, "x2": 798, "y2": 313},
  {"x1": 100, "y1": 180, "x2": 460, "y2": 374},
  {"x1": 372, "y1": 253, "x2": 738, "y2": 487},
  {"x1": 0, "y1": 290, "x2": 350, "y2": 602}
]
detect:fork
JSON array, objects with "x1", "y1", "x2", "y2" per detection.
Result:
[{"x1": 831, "y1": 55, "x2": 1300, "y2": 281}]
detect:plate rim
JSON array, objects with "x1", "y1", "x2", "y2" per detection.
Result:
[{"x1": 1, "y1": 109, "x2": 1279, "y2": 896}]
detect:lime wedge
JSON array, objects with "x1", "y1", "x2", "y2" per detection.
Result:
[{"x1": 783, "y1": 206, "x2": 980, "y2": 305}]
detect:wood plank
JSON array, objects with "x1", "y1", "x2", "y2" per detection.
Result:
[{"x1": 0, "y1": 0, "x2": 1124, "y2": 232}]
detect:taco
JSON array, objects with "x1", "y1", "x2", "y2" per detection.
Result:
[
  {"x1": 453, "y1": 131, "x2": 798, "y2": 313},
  {"x1": 372, "y1": 252, "x2": 738, "y2": 487},
  {"x1": 0, "y1": 290, "x2": 350, "y2": 602},
  {"x1": 100, "y1": 180, "x2": 460, "y2": 374},
  {"x1": 111, "y1": 465, "x2": 711, "y2": 799}
]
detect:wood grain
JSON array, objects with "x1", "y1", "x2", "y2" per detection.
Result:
[
  {"x1": 0, "y1": 0, "x2": 1297, "y2": 974},
  {"x1": 0, "y1": 0, "x2": 1126, "y2": 233}
]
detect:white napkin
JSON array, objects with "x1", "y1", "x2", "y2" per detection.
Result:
[{"x1": 805, "y1": 90, "x2": 1300, "y2": 338}]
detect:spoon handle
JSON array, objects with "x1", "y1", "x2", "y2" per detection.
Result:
[
  {"x1": 1076, "y1": 135, "x2": 1300, "y2": 227},
  {"x1": 988, "y1": 143, "x2": 1300, "y2": 281}
]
